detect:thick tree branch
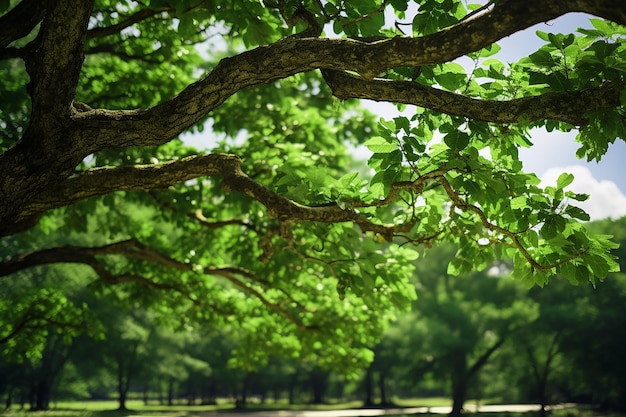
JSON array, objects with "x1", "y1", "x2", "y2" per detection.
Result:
[
  {"x1": 70, "y1": 0, "x2": 618, "y2": 151},
  {"x1": 0, "y1": 239, "x2": 228, "y2": 316},
  {"x1": 14, "y1": 153, "x2": 411, "y2": 239},
  {"x1": 323, "y1": 70, "x2": 624, "y2": 126},
  {"x1": 5, "y1": 154, "x2": 238, "y2": 234}
]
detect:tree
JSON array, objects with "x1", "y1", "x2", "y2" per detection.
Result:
[
  {"x1": 510, "y1": 286, "x2": 573, "y2": 416},
  {"x1": 554, "y1": 217, "x2": 626, "y2": 410},
  {"x1": 0, "y1": 256, "x2": 98, "y2": 410},
  {"x1": 1, "y1": 0, "x2": 623, "y2": 369},
  {"x1": 406, "y1": 246, "x2": 539, "y2": 416}
]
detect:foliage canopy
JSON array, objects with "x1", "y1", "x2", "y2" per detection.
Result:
[{"x1": 0, "y1": 0, "x2": 624, "y2": 368}]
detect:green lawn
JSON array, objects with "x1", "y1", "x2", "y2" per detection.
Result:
[{"x1": 4, "y1": 399, "x2": 622, "y2": 417}]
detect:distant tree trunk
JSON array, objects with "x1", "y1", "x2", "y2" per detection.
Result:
[
  {"x1": 30, "y1": 333, "x2": 73, "y2": 411},
  {"x1": 309, "y1": 368, "x2": 327, "y2": 404},
  {"x1": 118, "y1": 388, "x2": 128, "y2": 411},
  {"x1": 449, "y1": 376, "x2": 467, "y2": 417},
  {"x1": 167, "y1": 377, "x2": 174, "y2": 406},
  {"x1": 33, "y1": 380, "x2": 51, "y2": 412},
  {"x1": 288, "y1": 373, "x2": 297, "y2": 405},
  {"x1": 117, "y1": 356, "x2": 129, "y2": 411},
  {"x1": 116, "y1": 342, "x2": 141, "y2": 411},
  {"x1": 235, "y1": 375, "x2": 248, "y2": 409},
  {"x1": 525, "y1": 332, "x2": 561, "y2": 417},
  {"x1": 363, "y1": 366, "x2": 374, "y2": 406},
  {"x1": 5, "y1": 389, "x2": 12, "y2": 410},
  {"x1": 448, "y1": 338, "x2": 508, "y2": 417},
  {"x1": 378, "y1": 371, "x2": 389, "y2": 405}
]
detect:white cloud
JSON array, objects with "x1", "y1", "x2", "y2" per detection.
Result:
[{"x1": 540, "y1": 165, "x2": 626, "y2": 221}]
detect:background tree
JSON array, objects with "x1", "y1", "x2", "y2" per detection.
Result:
[
  {"x1": 408, "y1": 246, "x2": 539, "y2": 416},
  {"x1": 1, "y1": 0, "x2": 624, "y2": 378}
]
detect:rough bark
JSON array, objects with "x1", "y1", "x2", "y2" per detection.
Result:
[{"x1": 323, "y1": 70, "x2": 624, "y2": 126}]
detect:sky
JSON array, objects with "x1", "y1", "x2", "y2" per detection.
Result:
[{"x1": 185, "y1": 10, "x2": 626, "y2": 221}]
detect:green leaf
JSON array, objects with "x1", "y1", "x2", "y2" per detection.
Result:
[
  {"x1": 443, "y1": 131, "x2": 470, "y2": 151},
  {"x1": 556, "y1": 172, "x2": 574, "y2": 190},
  {"x1": 339, "y1": 172, "x2": 359, "y2": 187},
  {"x1": 364, "y1": 136, "x2": 397, "y2": 153},
  {"x1": 435, "y1": 63, "x2": 467, "y2": 91},
  {"x1": 540, "y1": 219, "x2": 558, "y2": 240},
  {"x1": 564, "y1": 205, "x2": 590, "y2": 221},
  {"x1": 590, "y1": 17, "x2": 615, "y2": 34},
  {"x1": 536, "y1": 30, "x2": 550, "y2": 42},
  {"x1": 528, "y1": 49, "x2": 556, "y2": 67},
  {"x1": 510, "y1": 196, "x2": 528, "y2": 210},
  {"x1": 393, "y1": 116, "x2": 411, "y2": 133}
]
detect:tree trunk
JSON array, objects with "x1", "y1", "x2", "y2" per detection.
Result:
[
  {"x1": 118, "y1": 388, "x2": 128, "y2": 411},
  {"x1": 449, "y1": 377, "x2": 467, "y2": 417},
  {"x1": 363, "y1": 366, "x2": 374, "y2": 406},
  {"x1": 33, "y1": 380, "x2": 50, "y2": 411},
  {"x1": 235, "y1": 379, "x2": 247, "y2": 409},
  {"x1": 309, "y1": 368, "x2": 327, "y2": 404},
  {"x1": 117, "y1": 355, "x2": 129, "y2": 411},
  {"x1": 5, "y1": 389, "x2": 12, "y2": 410},
  {"x1": 30, "y1": 333, "x2": 73, "y2": 411},
  {"x1": 378, "y1": 371, "x2": 389, "y2": 405},
  {"x1": 288, "y1": 375, "x2": 296, "y2": 405},
  {"x1": 116, "y1": 342, "x2": 141, "y2": 411},
  {"x1": 167, "y1": 377, "x2": 174, "y2": 406}
]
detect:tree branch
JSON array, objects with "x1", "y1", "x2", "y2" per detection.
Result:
[
  {"x1": 323, "y1": 70, "x2": 624, "y2": 126},
  {"x1": 70, "y1": 0, "x2": 613, "y2": 151},
  {"x1": 0, "y1": 238, "x2": 311, "y2": 329},
  {"x1": 86, "y1": 43, "x2": 163, "y2": 63},
  {"x1": 205, "y1": 267, "x2": 311, "y2": 330},
  {"x1": 86, "y1": 7, "x2": 168, "y2": 39},
  {"x1": 0, "y1": 239, "x2": 228, "y2": 316},
  {"x1": 437, "y1": 176, "x2": 589, "y2": 272},
  {"x1": 14, "y1": 153, "x2": 416, "y2": 239}
]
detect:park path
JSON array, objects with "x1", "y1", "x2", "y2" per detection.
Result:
[{"x1": 193, "y1": 403, "x2": 578, "y2": 417}]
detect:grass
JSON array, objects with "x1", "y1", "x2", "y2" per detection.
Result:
[
  {"x1": 392, "y1": 397, "x2": 452, "y2": 407},
  {"x1": 3, "y1": 399, "x2": 624, "y2": 417},
  {"x1": 1, "y1": 399, "x2": 370, "y2": 417}
]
